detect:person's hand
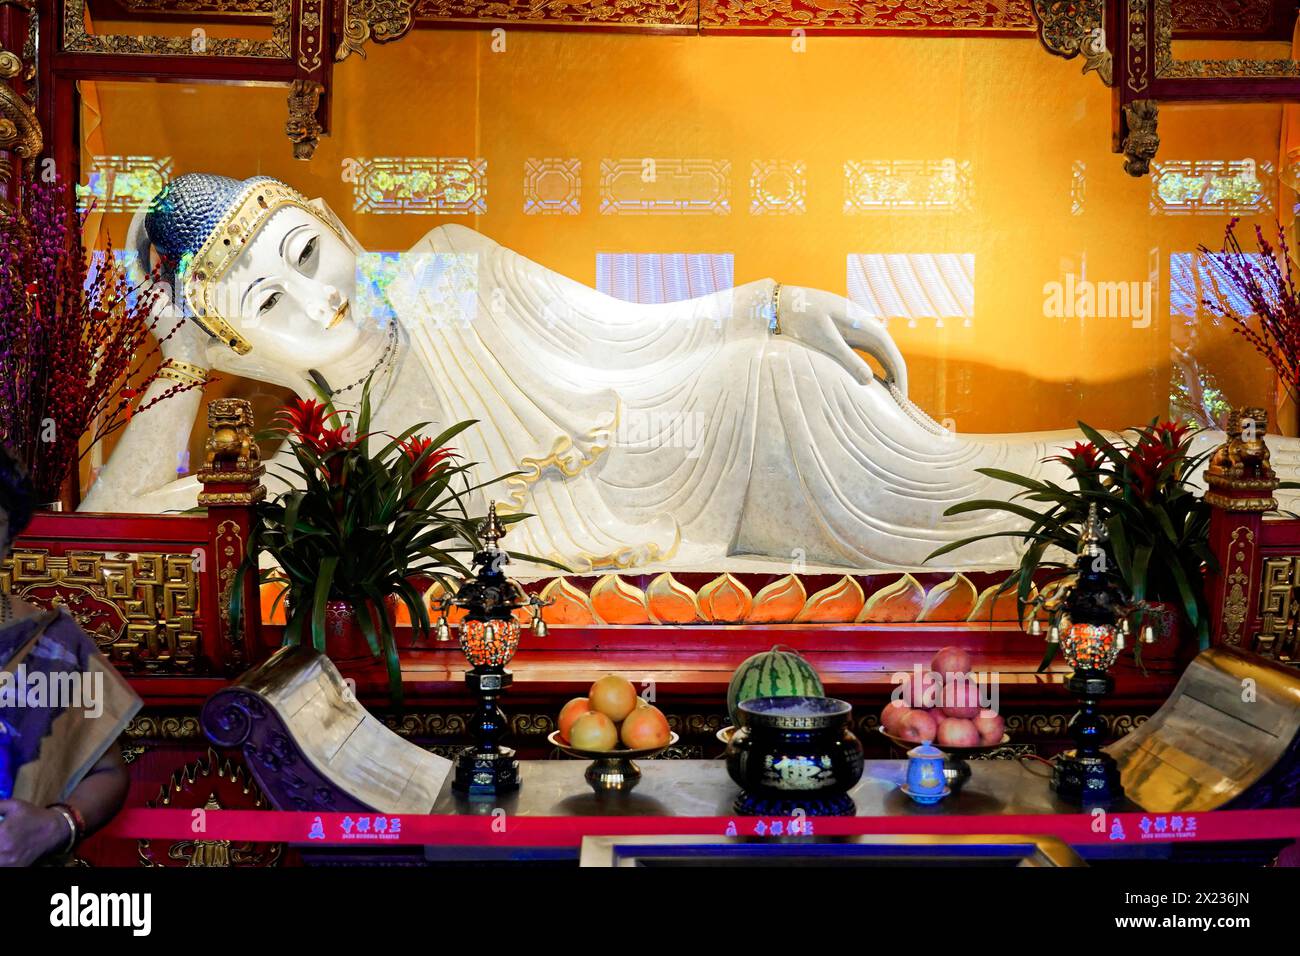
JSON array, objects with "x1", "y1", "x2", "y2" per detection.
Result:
[{"x1": 0, "y1": 799, "x2": 70, "y2": 866}]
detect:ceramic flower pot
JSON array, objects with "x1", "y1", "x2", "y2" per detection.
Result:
[{"x1": 320, "y1": 598, "x2": 400, "y2": 663}]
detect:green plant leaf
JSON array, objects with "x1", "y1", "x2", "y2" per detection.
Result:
[
  {"x1": 1129, "y1": 544, "x2": 1151, "y2": 603},
  {"x1": 311, "y1": 556, "x2": 339, "y2": 654}
]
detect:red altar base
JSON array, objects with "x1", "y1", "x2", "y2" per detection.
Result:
[
  {"x1": 71, "y1": 617, "x2": 1183, "y2": 868},
  {"x1": 3, "y1": 512, "x2": 1189, "y2": 867}
]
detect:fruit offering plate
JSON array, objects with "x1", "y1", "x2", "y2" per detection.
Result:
[
  {"x1": 877, "y1": 728, "x2": 1010, "y2": 791},
  {"x1": 547, "y1": 730, "x2": 680, "y2": 794},
  {"x1": 548, "y1": 730, "x2": 680, "y2": 762}
]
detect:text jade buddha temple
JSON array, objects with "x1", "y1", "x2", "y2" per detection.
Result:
[{"x1": 0, "y1": 0, "x2": 1298, "y2": 926}]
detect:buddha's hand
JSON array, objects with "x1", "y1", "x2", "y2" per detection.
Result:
[
  {"x1": 0, "y1": 799, "x2": 70, "y2": 866},
  {"x1": 780, "y1": 286, "x2": 910, "y2": 398}
]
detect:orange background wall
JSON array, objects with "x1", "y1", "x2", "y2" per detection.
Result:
[{"x1": 83, "y1": 31, "x2": 1284, "y2": 447}]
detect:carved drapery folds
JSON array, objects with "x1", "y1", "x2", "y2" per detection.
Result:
[{"x1": 1031, "y1": 0, "x2": 1113, "y2": 86}]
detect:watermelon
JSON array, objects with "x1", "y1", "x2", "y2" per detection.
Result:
[{"x1": 727, "y1": 645, "x2": 825, "y2": 725}]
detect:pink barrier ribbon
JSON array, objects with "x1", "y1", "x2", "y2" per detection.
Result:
[{"x1": 103, "y1": 807, "x2": 1300, "y2": 848}]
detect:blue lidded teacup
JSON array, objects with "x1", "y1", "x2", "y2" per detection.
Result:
[{"x1": 904, "y1": 740, "x2": 949, "y2": 805}]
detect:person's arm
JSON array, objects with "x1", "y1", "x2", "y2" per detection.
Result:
[
  {"x1": 64, "y1": 745, "x2": 131, "y2": 838},
  {"x1": 79, "y1": 377, "x2": 206, "y2": 513},
  {"x1": 79, "y1": 295, "x2": 212, "y2": 514},
  {"x1": 0, "y1": 745, "x2": 131, "y2": 866}
]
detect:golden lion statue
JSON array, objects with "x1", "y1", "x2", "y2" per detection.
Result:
[
  {"x1": 203, "y1": 398, "x2": 261, "y2": 476},
  {"x1": 1208, "y1": 407, "x2": 1274, "y2": 484}
]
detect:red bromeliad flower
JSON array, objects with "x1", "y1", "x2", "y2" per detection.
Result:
[
  {"x1": 1126, "y1": 445, "x2": 1161, "y2": 499},
  {"x1": 1054, "y1": 441, "x2": 1102, "y2": 472},
  {"x1": 1126, "y1": 422, "x2": 1188, "y2": 499},
  {"x1": 276, "y1": 397, "x2": 328, "y2": 446},
  {"x1": 400, "y1": 435, "x2": 455, "y2": 486},
  {"x1": 1149, "y1": 419, "x2": 1192, "y2": 448},
  {"x1": 313, "y1": 425, "x2": 362, "y2": 485}
]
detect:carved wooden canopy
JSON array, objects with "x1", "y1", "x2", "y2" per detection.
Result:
[
  {"x1": 1033, "y1": 1, "x2": 1300, "y2": 176},
  {"x1": 0, "y1": 0, "x2": 1296, "y2": 195}
]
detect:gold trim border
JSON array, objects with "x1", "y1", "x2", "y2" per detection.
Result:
[
  {"x1": 1154, "y1": 0, "x2": 1300, "y2": 80},
  {"x1": 62, "y1": 0, "x2": 292, "y2": 59}
]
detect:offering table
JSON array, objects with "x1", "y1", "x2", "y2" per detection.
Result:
[{"x1": 394, "y1": 759, "x2": 1279, "y2": 865}]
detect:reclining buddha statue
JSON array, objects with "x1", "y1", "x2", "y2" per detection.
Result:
[{"x1": 80, "y1": 174, "x2": 1300, "y2": 574}]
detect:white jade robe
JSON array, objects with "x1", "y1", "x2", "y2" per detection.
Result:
[
  {"x1": 80, "y1": 220, "x2": 1300, "y2": 575},
  {"x1": 386, "y1": 225, "x2": 1300, "y2": 574}
]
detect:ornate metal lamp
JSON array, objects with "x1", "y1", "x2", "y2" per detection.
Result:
[
  {"x1": 433, "y1": 502, "x2": 550, "y2": 796},
  {"x1": 1031, "y1": 503, "x2": 1145, "y2": 806}
]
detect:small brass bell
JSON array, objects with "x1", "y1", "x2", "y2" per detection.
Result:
[
  {"x1": 1116, "y1": 632, "x2": 1126, "y2": 651},
  {"x1": 435, "y1": 617, "x2": 451, "y2": 642},
  {"x1": 1120, "y1": 617, "x2": 1132, "y2": 637},
  {"x1": 1141, "y1": 624, "x2": 1156, "y2": 644},
  {"x1": 1028, "y1": 618, "x2": 1042, "y2": 636},
  {"x1": 1047, "y1": 623, "x2": 1060, "y2": 644},
  {"x1": 532, "y1": 608, "x2": 548, "y2": 638}
]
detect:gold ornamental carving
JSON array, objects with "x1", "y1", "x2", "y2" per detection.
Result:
[
  {"x1": 420, "y1": 0, "x2": 692, "y2": 29},
  {"x1": 61, "y1": 0, "x2": 291, "y2": 58},
  {"x1": 1031, "y1": 0, "x2": 1112, "y2": 86},
  {"x1": 198, "y1": 398, "x2": 266, "y2": 505},
  {"x1": 1221, "y1": 527, "x2": 1255, "y2": 647},
  {"x1": 1154, "y1": 0, "x2": 1300, "y2": 80},
  {"x1": 199, "y1": 398, "x2": 262, "y2": 479},
  {"x1": 0, "y1": 548, "x2": 201, "y2": 673},
  {"x1": 1205, "y1": 407, "x2": 1279, "y2": 512},
  {"x1": 298, "y1": 0, "x2": 325, "y2": 71},
  {"x1": 284, "y1": 79, "x2": 325, "y2": 161},
  {"x1": 139, "y1": 748, "x2": 282, "y2": 868},
  {"x1": 125, "y1": 715, "x2": 204, "y2": 740},
  {"x1": 1125, "y1": 0, "x2": 1150, "y2": 92},
  {"x1": 337, "y1": 0, "x2": 416, "y2": 61},
  {"x1": 700, "y1": 1, "x2": 1034, "y2": 32},
  {"x1": 1257, "y1": 556, "x2": 1300, "y2": 663},
  {"x1": 0, "y1": 19, "x2": 40, "y2": 217},
  {"x1": 1121, "y1": 98, "x2": 1159, "y2": 177},
  {"x1": 113, "y1": 1, "x2": 283, "y2": 13}
]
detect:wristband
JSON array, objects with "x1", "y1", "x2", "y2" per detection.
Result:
[
  {"x1": 47, "y1": 803, "x2": 84, "y2": 854},
  {"x1": 157, "y1": 359, "x2": 210, "y2": 386}
]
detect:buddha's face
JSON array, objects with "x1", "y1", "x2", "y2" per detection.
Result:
[{"x1": 214, "y1": 206, "x2": 368, "y2": 371}]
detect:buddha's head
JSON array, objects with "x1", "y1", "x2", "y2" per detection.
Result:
[{"x1": 137, "y1": 174, "x2": 382, "y2": 387}]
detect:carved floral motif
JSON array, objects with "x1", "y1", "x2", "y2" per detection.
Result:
[
  {"x1": 701, "y1": 1, "x2": 1035, "y2": 32},
  {"x1": 1031, "y1": 0, "x2": 1112, "y2": 85}
]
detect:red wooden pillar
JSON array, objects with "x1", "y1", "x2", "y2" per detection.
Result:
[
  {"x1": 1203, "y1": 409, "x2": 1279, "y2": 652},
  {"x1": 197, "y1": 399, "x2": 267, "y2": 676},
  {"x1": 0, "y1": 1, "x2": 39, "y2": 211}
]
